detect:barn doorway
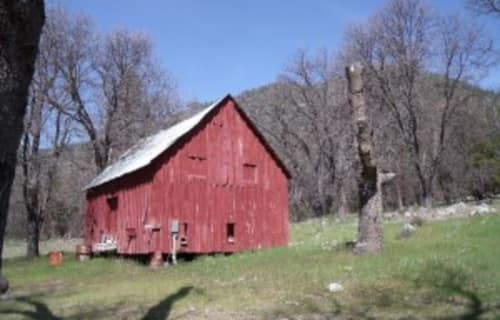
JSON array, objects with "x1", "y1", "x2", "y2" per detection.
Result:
[
  {"x1": 106, "y1": 195, "x2": 118, "y2": 233},
  {"x1": 227, "y1": 223, "x2": 235, "y2": 243}
]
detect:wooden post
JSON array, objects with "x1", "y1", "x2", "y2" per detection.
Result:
[{"x1": 346, "y1": 63, "x2": 394, "y2": 254}]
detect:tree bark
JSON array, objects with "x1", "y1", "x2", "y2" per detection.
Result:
[
  {"x1": 346, "y1": 63, "x2": 394, "y2": 255},
  {"x1": 395, "y1": 176, "x2": 404, "y2": 211},
  {"x1": 26, "y1": 211, "x2": 41, "y2": 258},
  {"x1": 0, "y1": 0, "x2": 45, "y2": 293},
  {"x1": 421, "y1": 176, "x2": 434, "y2": 208},
  {"x1": 337, "y1": 184, "x2": 349, "y2": 220}
]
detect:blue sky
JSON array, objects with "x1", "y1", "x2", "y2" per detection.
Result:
[{"x1": 59, "y1": 0, "x2": 499, "y2": 102}]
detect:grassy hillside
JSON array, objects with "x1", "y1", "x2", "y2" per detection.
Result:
[{"x1": 1, "y1": 207, "x2": 500, "y2": 319}]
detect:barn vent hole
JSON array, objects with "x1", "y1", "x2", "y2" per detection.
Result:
[
  {"x1": 106, "y1": 195, "x2": 118, "y2": 210},
  {"x1": 243, "y1": 163, "x2": 257, "y2": 183}
]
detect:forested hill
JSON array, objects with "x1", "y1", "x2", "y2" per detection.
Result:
[{"x1": 237, "y1": 77, "x2": 500, "y2": 221}]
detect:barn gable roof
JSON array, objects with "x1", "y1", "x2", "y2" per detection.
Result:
[{"x1": 85, "y1": 95, "x2": 289, "y2": 190}]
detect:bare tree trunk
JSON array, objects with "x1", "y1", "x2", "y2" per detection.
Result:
[
  {"x1": 438, "y1": 174, "x2": 452, "y2": 205},
  {"x1": 26, "y1": 211, "x2": 41, "y2": 258},
  {"x1": 0, "y1": 0, "x2": 45, "y2": 293},
  {"x1": 346, "y1": 63, "x2": 394, "y2": 255},
  {"x1": 423, "y1": 179, "x2": 434, "y2": 208},
  {"x1": 395, "y1": 177, "x2": 404, "y2": 211},
  {"x1": 337, "y1": 184, "x2": 349, "y2": 219},
  {"x1": 468, "y1": 0, "x2": 500, "y2": 16}
]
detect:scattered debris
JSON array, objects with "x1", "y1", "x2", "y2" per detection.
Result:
[
  {"x1": 435, "y1": 202, "x2": 468, "y2": 218},
  {"x1": 470, "y1": 203, "x2": 492, "y2": 216},
  {"x1": 327, "y1": 282, "x2": 344, "y2": 292},
  {"x1": 390, "y1": 201, "x2": 498, "y2": 240},
  {"x1": 384, "y1": 201, "x2": 497, "y2": 222},
  {"x1": 284, "y1": 300, "x2": 300, "y2": 306}
]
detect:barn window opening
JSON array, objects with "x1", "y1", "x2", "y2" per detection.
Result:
[
  {"x1": 126, "y1": 227, "x2": 137, "y2": 238},
  {"x1": 107, "y1": 195, "x2": 118, "y2": 210},
  {"x1": 227, "y1": 223, "x2": 235, "y2": 243},
  {"x1": 243, "y1": 163, "x2": 257, "y2": 183}
]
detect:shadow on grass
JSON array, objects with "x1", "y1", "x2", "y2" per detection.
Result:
[
  {"x1": 435, "y1": 284, "x2": 500, "y2": 320},
  {"x1": 0, "y1": 286, "x2": 193, "y2": 320},
  {"x1": 141, "y1": 286, "x2": 193, "y2": 320},
  {"x1": 0, "y1": 296, "x2": 62, "y2": 320},
  {"x1": 415, "y1": 263, "x2": 500, "y2": 320}
]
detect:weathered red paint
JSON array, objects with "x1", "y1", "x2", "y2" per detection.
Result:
[{"x1": 85, "y1": 96, "x2": 289, "y2": 255}]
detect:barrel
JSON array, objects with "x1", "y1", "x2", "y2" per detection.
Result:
[
  {"x1": 150, "y1": 251, "x2": 164, "y2": 269},
  {"x1": 75, "y1": 244, "x2": 92, "y2": 262}
]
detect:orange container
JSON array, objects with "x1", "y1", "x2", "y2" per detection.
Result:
[{"x1": 49, "y1": 251, "x2": 63, "y2": 267}]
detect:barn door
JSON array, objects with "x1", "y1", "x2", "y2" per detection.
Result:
[{"x1": 106, "y1": 195, "x2": 118, "y2": 234}]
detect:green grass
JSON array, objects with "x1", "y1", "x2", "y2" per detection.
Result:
[{"x1": 1, "y1": 206, "x2": 500, "y2": 319}]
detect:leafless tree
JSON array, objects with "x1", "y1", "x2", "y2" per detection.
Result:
[
  {"x1": 239, "y1": 0, "x2": 499, "y2": 218},
  {"x1": 90, "y1": 29, "x2": 178, "y2": 167},
  {"x1": 279, "y1": 50, "x2": 341, "y2": 216},
  {"x1": 233, "y1": 0, "x2": 499, "y2": 217},
  {"x1": 240, "y1": 50, "x2": 357, "y2": 219},
  {"x1": 0, "y1": 0, "x2": 45, "y2": 292},
  {"x1": 45, "y1": 7, "x2": 178, "y2": 172},
  {"x1": 20, "y1": 16, "x2": 73, "y2": 257},
  {"x1": 21, "y1": 106, "x2": 71, "y2": 258},
  {"x1": 468, "y1": 0, "x2": 500, "y2": 16},
  {"x1": 344, "y1": 0, "x2": 495, "y2": 207},
  {"x1": 13, "y1": 6, "x2": 179, "y2": 256},
  {"x1": 461, "y1": 91, "x2": 500, "y2": 199}
]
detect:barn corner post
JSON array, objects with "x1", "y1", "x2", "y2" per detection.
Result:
[{"x1": 345, "y1": 63, "x2": 394, "y2": 255}]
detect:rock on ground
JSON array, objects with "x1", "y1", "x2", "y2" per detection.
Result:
[
  {"x1": 397, "y1": 223, "x2": 416, "y2": 240},
  {"x1": 327, "y1": 282, "x2": 343, "y2": 292},
  {"x1": 385, "y1": 202, "x2": 497, "y2": 222}
]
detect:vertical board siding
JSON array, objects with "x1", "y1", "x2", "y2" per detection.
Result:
[{"x1": 85, "y1": 98, "x2": 289, "y2": 255}]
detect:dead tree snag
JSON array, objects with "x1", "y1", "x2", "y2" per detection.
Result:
[{"x1": 346, "y1": 63, "x2": 394, "y2": 254}]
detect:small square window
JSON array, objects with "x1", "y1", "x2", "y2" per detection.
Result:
[
  {"x1": 107, "y1": 195, "x2": 118, "y2": 210},
  {"x1": 243, "y1": 163, "x2": 257, "y2": 183}
]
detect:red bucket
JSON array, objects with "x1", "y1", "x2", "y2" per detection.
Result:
[{"x1": 49, "y1": 251, "x2": 63, "y2": 267}]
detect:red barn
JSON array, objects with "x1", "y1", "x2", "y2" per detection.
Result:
[{"x1": 84, "y1": 95, "x2": 290, "y2": 261}]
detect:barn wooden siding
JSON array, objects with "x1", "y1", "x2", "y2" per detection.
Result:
[{"x1": 85, "y1": 97, "x2": 289, "y2": 255}]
